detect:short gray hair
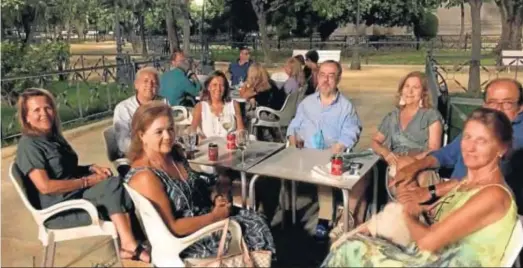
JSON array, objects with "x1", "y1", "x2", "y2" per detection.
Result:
[{"x1": 135, "y1": 67, "x2": 159, "y2": 82}]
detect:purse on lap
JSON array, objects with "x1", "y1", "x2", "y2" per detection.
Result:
[{"x1": 184, "y1": 219, "x2": 272, "y2": 267}]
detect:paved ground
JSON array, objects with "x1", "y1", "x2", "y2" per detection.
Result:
[{"x1": 1, "y1": 82, "x2": 398, "y2": 267}]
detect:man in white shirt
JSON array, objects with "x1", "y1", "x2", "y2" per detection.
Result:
[{"x1": 113, "y1": 67, "x2": 167, "y2": 157}]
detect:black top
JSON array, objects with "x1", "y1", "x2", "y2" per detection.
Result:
[{"x1": 255, "y1": 80, "x2": 287, "y2": 110}]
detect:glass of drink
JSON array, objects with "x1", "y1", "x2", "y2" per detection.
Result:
[
  {"x1": 235, "y1": 129, "x2": 249, "y2": 167},
  {"x1": 294, "y1": 129, "x2": 304, "y2": 149},
  {"x1": 219, "y1": 113, "x2": 235, "y2": 134}
]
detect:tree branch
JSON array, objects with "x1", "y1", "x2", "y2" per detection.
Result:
[{"x1": 266, "y1": 0, "x2": 285, "y2": 13}]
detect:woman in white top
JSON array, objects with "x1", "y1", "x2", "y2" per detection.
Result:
[{"x1": 191, "y1": 71, "x2": 245, "y2": 138}]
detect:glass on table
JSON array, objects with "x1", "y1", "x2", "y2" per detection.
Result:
[
  {"x1": 294, "y1": 129, "x2": 305, "y2": 149},
  {"x1": 235, "y1": 129, "x2": 249, "y2": 167}
]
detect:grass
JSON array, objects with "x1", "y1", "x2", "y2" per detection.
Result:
[{"x1": 1, "y1": 80, "x2": 134, "y2": 147}]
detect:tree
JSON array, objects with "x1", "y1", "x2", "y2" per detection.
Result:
[
  {"x1": 494, "y1": 0, "x2": 523, "y2": 60},
  {"x1": 250, "y1": 0, "x2": 286, "y2": 64},
  {"x1": 445, "y1": 0, "x2": 466, "y2": 49},
  {"x1": 467, "y1": 0, "x2": 482, "y2": 94},
  {"x1": 413, "y1": 11, "x2": 439, "y2": 49},
  {"x1": 1, "y1": 0, "x2": 46, "y2": 48}
]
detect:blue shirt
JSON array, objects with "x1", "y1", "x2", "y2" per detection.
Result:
[
  {"x1": 159, "y1": 68, "x2": 201, "y2": 105},
  {"x1": 228, "y1": 59, "x2": 251, "y2": 86},
  {"x1": 286, "y1": 92, "x2": 362, "y2": 150},
  {"x1": 431, "y1": 112, "x2": 523, "y2": 180}
]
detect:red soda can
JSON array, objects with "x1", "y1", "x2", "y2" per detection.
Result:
[
  {"x1": 208, "y1": 143, "x2": 219, "y2": 161},
  {"x1": 227, "y1": 132, "x2": 237, "y2": 150},
  {"x1": 331, "y1": 155, "x2": 343, "y2": 176}
]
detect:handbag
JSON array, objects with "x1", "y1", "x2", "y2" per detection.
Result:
[{"x1": 185, "y1": 219, "x2": 272, "y2": 267}]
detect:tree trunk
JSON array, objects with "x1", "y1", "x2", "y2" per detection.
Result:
[
  {"x1": 138, "y1": 14, "x2": 148, "y2": 55},
  {"x1": 250, "y1": 0, "x2": 271, "y2": 64},
  {"x1": 459, "y1": 3, "x2": 465, "y2": 49},
  {"x1": 350, "y1": 24, "x2": 363, "y2": 70},
  {"x1": 494, "y1": 0, "x2": 523, "y2": 62},
  {"x1": 257, "y1": 16, "x2": 271, "y2": 64},
  {"x1": 468, "y1": 0, "x2": 482, "y2": 95},
  {"x1": 181, "y1": 0, "x2": 191, "y2": 55},
  {"x1": 165, "y1": 5, "x2": 180, "y2": 53}
]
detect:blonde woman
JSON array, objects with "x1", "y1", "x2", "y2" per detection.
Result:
[
  {"x1": 239, "y1": 62, "x2": 286, "y2": 112},
  {"x1": 283, "y1": 57, "x2": 306, "y2": 95},
  {"x1": 371, "y1": 71, "x2": 443, "y2": 188}
]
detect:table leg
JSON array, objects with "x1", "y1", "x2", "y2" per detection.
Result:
[
  {"x1": 291, "y1": 181, "x2": 296, "y2": 225},
  {"x1": 342, "y1": 189, "x2": 350, "y2": 233},
  {"x1": 241, "y1": 171, "x2": 248, "y2": 209},
  {"x1": 248, "y1": 174, "x2": 260, "y2": 211},
  {"x1": 372, "y1": 165, "x2": 379, "y2": 217},
  {"x1": 280, "y1": 180, "x2": 286, "y2": 229}
]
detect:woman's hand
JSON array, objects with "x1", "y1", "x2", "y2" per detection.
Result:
[
  {"x1": 211, "y1": 196, "x2": 231, "y2": 221},
  {"x1": 396, "y1": 185, "x2": 431, "y2": 205},
  {"x1": 89, "y1": 164, "x2": 113, "y2": 177},
  {"x1": 85, "y1": 172, "x2": 110, "y2": 187},
  {"x1": 384, "y1": 152, "x2": 398, "y2": 166}
]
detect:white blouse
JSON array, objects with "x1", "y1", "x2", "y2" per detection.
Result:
[{"x1": 200, "y1": 101, "x2": 237, "y2": 138}]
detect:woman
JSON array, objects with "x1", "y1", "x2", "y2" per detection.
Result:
[
  {"x1": 14, "y1": 88, "x2": 150, "y2": 262},
  {"x1": 323, "y1": 107, "x2": 519, "y2": 267},
  {"x1": 303, "y1": 50, "x2": 319, "y2": 96},
  {"x1": 190, "y1": 71, "x2": 245, "y2": 138},
  {"x1": 282, "y1": 57, "x2": 305, "y2": 95},
  {"x1": 371, "y1": 71, "x2": 443, "y2": 188},
  {"x1": 123, "y1": 101, "x2": 275, "y2": 260},
  {"x1": 239, "y1": 62, "x2": 286, "y2": 112}
]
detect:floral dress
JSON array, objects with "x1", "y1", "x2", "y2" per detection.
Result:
[
  {"x1": 322, "y1": 184, "x2": 518, "y2": 267},
  {"x1": 123, "y1": 152, "x2": 276, "y2": 259}
]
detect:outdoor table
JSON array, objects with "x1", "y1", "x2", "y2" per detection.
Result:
[
  {"x1": 246, "y1": 147, "x2": 380, "y2": 233},
  {"x1": 188, "y1": 136, "x2": 285, "y2": 207}
]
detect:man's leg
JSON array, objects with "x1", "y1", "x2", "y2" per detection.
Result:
[{"x1": 316, "y1": 186, "x2": 335, "y2": 239}]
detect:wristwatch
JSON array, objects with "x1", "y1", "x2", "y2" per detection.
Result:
[{"x1": 420, "y1": 184, "x2": 438, "y2": 205}]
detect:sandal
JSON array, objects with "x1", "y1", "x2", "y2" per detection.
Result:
[{"x1": 121, "y1": 243, "x2": 151, "y2": 263}]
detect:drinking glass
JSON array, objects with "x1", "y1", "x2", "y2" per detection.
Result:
[
  {"x1": 294, "y1": 129, "x2": 304, "y2": 149},
  {"x1": 235, "y1": 129, "x2": 249, "y2": 167},
  {"x1": 219, "y1": 113, "x2": 235, "y2": 134}
]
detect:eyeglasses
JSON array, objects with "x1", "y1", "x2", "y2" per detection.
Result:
[{"x1": 484, "y1": 100, "x2": 519, "y2": 110}]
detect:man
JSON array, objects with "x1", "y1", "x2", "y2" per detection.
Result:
[
  {"x1": 159, "y1": 49, "x2": 201, "y2": 106},
  {"x1": 228, "y1": 47, "x2": 252, "y2": 87},
  {"x1": 114, "y1": 67, "x2": 167, "y2": 157},
  {"x1": 393, "y1": 78, "x2": 523, "y2": 214},
  {"x1": 287, "y1": 60, "x2": 363, "y2": 239}
]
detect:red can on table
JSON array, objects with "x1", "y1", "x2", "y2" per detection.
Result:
[
  {"x1": 331, "y1": 155, "x2": 343, "y2": 176},
  {"x1": 227, "y1": 132, "x2": 237, "y2": 150},
  {"x1": 208, "y1": 143, "x2": 219, "y2": 161}
]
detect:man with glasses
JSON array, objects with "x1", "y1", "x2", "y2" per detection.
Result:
[
  {"x1": 228, "y1": 46, "x2": 252, "y2": 87},
  {"x1": 391, "y1": 78, "x2": 523, "y2": 214}
]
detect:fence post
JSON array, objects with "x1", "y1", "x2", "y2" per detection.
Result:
[{"x1": 75, "y1": 75, "x2": 83, "y2": 119}]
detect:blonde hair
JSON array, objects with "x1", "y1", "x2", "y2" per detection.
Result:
[
  {"x1": 246, "y1": 62, "x2": 271, "y2": 93},
  {"x1": 396, "y1": 71, "x2": 432, "y2": 109},
  {"x1": 17, "y1": 88, "x2": 62, "y2": 136},
  {"x1": 127, "y1": 101, "x2": 174, "y2": 162},
  {"x1": 285, "y1": 57, "x2": 305, "y2": 88}
]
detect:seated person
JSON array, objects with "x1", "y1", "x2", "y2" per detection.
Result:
[
  {"x1": 190, "y1": 71, "x2": 245, "y2": 138},
  {"x1": 282, "y1": 57, "x2": 305, "y2": 95},
  {"x1": 371, "y1": 71, "x2": 443, "y2": 194},
  {"x1": 239, "y1": 62, "x2": 287, "y2": 141},
  {"x1": 323, "y1": 107, "x2": 518, "y2": 267},
  {"x1": 113, "y1": 67, "x2": 167, "y2": 162},
  {"x1": 228, "y1": 46, "x2": 252, "y2": 87},
  {"x1": 15, "y1": 88, "x2": 150, "y2": 263},
  {"x1": 123, "y1": 101, "x2": 276, "y2": 260},
  {"x1": 303, "y1": 50, "x2": 319, "y2": 96},
  {"x1": 287, "y1": 60, "x2": 363, "y2": 239},
  {"x1": 159, "y1": 49, "x2": 201, "y2": 106},
  {"x1": 391, "y1": 78, "x2": 523, "y2": 215}
]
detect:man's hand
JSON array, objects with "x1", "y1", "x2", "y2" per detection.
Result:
[
  {"x1": 89, "y1": 164, "x2": 113, "y2": 177},
  {"x1": 330, "y1": 143, "x2": 346, "y2": 154},
  {"x1": 288, "y1": 135, "x2": 297, "y2": 147},
  {"x1": 389, "y1": 165, "x2": 417, "y2": 188}
]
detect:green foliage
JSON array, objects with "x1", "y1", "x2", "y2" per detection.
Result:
[
  {"x1": 1, "y1": 41, "x2": 70, "y2": 105},
  {"x1": 413, "y1": 12, "x2": 439, "y2": 40}
]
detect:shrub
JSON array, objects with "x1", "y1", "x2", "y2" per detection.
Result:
[{"x1": 413, "y1": 12, "x2": 439, "y2": 40}]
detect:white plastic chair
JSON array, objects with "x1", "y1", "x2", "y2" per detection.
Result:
[
  {"x1": 172, "y1": 105, "x2": 193, "y2": 126},
  {"x1": 270, "y1": 72, "x2": 289, "y2": 89},
  {"x1": 102, "y1": 126, "x2": 131, "y2": 171},
  {"x1": 502, "y1": 216, "x2": 523, "y2": 267},
  {"x1": 8, "y1": 162, "x2": 120, "y2": 267},
  {"x1": 123, "y1": 184, "x2": 243, "y2": 267},
  {"x1": 250, "y1": 90, "x2": 300, "y2": 140}
]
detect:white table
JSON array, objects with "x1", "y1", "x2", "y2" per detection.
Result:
[
  {"x1": 246, "y1": 147, "x2": 380, "y2": 233},
  {"x1": 188, "y1": 137, "x2": 285, "y2": 207}
]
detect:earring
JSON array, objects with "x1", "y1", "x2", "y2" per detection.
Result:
[
  {"x1": 419, "y1": 99, "x2": 423, "y2": 108},
  {"x1": 399, "y1": 97, "x2": 406, "y2": 106}
]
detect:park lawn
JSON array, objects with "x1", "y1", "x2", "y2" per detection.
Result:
[{"x1": 1, "y1": 80, "x2": 134, "y2": 146}]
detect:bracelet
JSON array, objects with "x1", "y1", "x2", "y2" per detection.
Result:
[
  {"x1": 420, "y1": 184, "x2": 438, "y2": 205},
  {"x1": 82, "y1": 177, "x2": 88, "y2": 189}
]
